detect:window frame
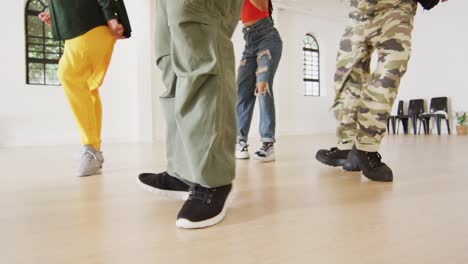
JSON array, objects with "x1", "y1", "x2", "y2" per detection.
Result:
[
  {"x1": 303, "y1": 34, "x2": 320, "y2": 97},
  {"x1": 25, "y1": 0, "x2": 64, "y2": 86}
]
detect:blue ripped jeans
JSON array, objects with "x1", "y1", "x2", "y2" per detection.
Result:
[{"x1": 236, "y1": 18, "x2": 283, "y2": 143}]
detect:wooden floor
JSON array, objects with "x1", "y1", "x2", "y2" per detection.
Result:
[{"x1": 1, "y1": 134, "x2": 467, "y2": 264}]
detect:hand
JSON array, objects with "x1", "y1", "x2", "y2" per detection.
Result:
[
  {"x1": 107, "y1": 19, "x2": 125, "y2": 39},
  {"x1": 38, "y1": 12, "x2": 51, "y2": 26}
]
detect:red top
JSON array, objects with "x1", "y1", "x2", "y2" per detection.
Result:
[{"x1": 241, "y1": 0, "x2": 269, "y2": 24}]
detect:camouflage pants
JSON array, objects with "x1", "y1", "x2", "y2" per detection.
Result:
[{"x1": 333, "y1": 0, "x2": 417, "y2": 152}]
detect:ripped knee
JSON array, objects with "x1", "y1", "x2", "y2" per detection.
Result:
[
  {"x1": 239, "y1": 59, "x2": 247, "y2": 67},
  {"x1": 255, "y1": 82, "x2": 271, "y2": 96},
  {"x1": 256, "y1": 66, "x2": 268, "y2": 76},
  {"x1": 257, "y1": 50, "x2": 272, "y2": 62}
]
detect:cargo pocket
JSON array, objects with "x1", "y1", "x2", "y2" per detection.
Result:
[{"x1": 170, "y1": 18, "x2": 221, "y2": 77}]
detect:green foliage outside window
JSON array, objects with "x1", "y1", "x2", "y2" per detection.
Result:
[{"x1": 25, "y1": 0, "x2": 64, "y2": 85}]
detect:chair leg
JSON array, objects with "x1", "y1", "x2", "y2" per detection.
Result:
[
  {"x1": 391, "y1": 117, "x2": 396, "y2": 135},
  {"x1": 417, "y1": 119, "x2": 421, "y2": 134},
  {"x1": 402, "y1": 119, "x2": 409, "y2": 134},
  {"x1": 387, "y1": 118, "x2": 390, "y2": 134},
  {"x1": 436, "y1": 116, "x2": 442, "y2": 135},
  {"x1": 423, "y1": 118, "x2": 429, "y2": 134},
  {"x1": 446, "y1": 119, "x2": 451, "y2": 135},
  {"x1": 411, "y1": 117, "x2": 418, "y2": 135},
  {"x1": 418, "y1": 119, "x2": 426, "y2": 135}
]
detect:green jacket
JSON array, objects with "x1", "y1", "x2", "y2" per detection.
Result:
[{"x1": 48, "y1": 0, "x2": 132, "y2": 41}]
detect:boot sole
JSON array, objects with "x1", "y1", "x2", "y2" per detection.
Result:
[
  {"x1": 347, "y1": 155, "x2": 392, "y2": 182},
  {"x1": 316, "y1": 154, "x2": 345, "y2": 167},
  {"x1": 342, "y1": 164, "x2": 361, "y2": 172},
  {"x1": 360, "y1": 172, "x2": 393, "y2": 182}
]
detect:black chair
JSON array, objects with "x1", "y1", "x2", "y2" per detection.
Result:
[
  {"x1": 419, "y1": 97, "x2": 451, "y2": 135},
  {"x1": 396, "y1": 99, "x2": 425, "y2": 135},
  {"x1": 387, "y1": 100, "x2": 408, "y2": 134},
  {"x1": 387, "y1": 116, "x2": 396, "y2": 134}
]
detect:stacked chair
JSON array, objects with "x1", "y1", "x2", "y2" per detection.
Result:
[{"x1": 387, "y1": 97, "x2": 451, "y2": 135}]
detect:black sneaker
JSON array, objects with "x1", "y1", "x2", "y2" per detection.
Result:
[
  {"x1": 316, "y1": 147, "x2": 359, "y2": 171},
  {"x1": 176, "y1": 184, "x2": 232, "y2": 229},
  {"x1": 345, "y1": 146, "x2": 393, "y2": 182},
  {"x1": 138, "y1": 172, "x2": 190, "y2": 200}
]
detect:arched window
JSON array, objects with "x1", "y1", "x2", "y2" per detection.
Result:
[
  {"x1": 25, "y1": 0, "x2": 64, "y2": 85},
  {"x1": 303, "y1": 34, "x2": 320, "y2": 96}
]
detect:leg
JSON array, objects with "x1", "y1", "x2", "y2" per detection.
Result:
[
  {"x1": 158, "y1": 55, "x2": 180, "y2": 177},
  {"x1": 168, "y1": 0, "x2": 243, "y2": 229},
  {"x1": 236, "y1": 54, "x2": 257, "y2": 143},
  {"x1": 166, "y1": 0, "x2": 239, "y2": 188},
  {"x1": 141, "y1": 0, "x2": 243, "y2": 230},
  {"x1": 90, "y1": 89, "x2": 102, "y2": 148},
  {"x1": 58, "y1": 31, "x2": 108, "y2": 150},
  {"x1": 316, "y1": 19, "x2": 372, "y2": 172},
  {"x1": 58, "y1": 27, "x2": 114, "y2": 176},
  {"x1": 333, "y1": 22, "x2": 372, "y2": 150},
  {"x1": 137, "y1": 0, "x2": 192, "y2": 200},
  {"x1": 86, "y1": 26, "x2": 116, "y2": 149},
  {"x1": 256, "y1": 32, "x2": 283, "y2": 143},
  {"x1": 356, "y1": 7, "x2": 416, "y2": 151},
  {"x1": 153, "y1": 0, "x2": 184, "y2": 179}
]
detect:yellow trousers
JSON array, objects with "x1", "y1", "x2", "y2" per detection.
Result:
[{"x1": 58, "y1": 26, "x2": 116, "y2": 150}]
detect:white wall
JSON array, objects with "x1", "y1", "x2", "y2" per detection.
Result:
[
  {"x1": 0, "y1": 0, "x2": 154, "y2": 147},
  {"x1": 274, "y1": 5, "x2": 348, "y2": 136},
  {"x1": 396, "y1": 1, "x2": 468, "y2": 133}
]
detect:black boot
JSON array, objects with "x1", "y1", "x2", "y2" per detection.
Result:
[
  {"x1": 316, "y1": 147, "x2": 359, "y2": 171},
  {"x1": 345, "y1": 146, "x2": 393, "y2": 182}
]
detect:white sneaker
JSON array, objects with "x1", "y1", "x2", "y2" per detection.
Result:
[
  {"x1": 77, "y1": 145, "x2": 104, "y2": 177},
  {"x1": 235, "y1": 140, "x2": 250, "y2": 159},
  {"x1": 253, "y1": 143, "x2": 275, "y2": 162}
]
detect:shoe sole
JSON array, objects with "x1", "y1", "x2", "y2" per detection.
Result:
[
  {"x1": 76, "y1": 168, "x2": 102, "y2": 177},
  {"x1": 137, "y1": 178, "x2": 189, "y2": 201},
  {"x1": 175, "y1": 188, "x2": 234, "y2": 229},
  {"x1": 342, "y1": 164, "x2": 361, "y2": 172},
  {"x1": 360, "y1": 172, "x2": 393, "y2": 182},
  {"x1": 315, "y1": 154, "x2": 346, "y2": 167},
  {"x1": 235, "y1": 152, "x2": 250, "y2": 160},
  {"x1": 253, "y1": 154, "x2": 275, "y2": 163},
  {"x1": 77, "y1": 160, "x2": 103, "y2": 177}
]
